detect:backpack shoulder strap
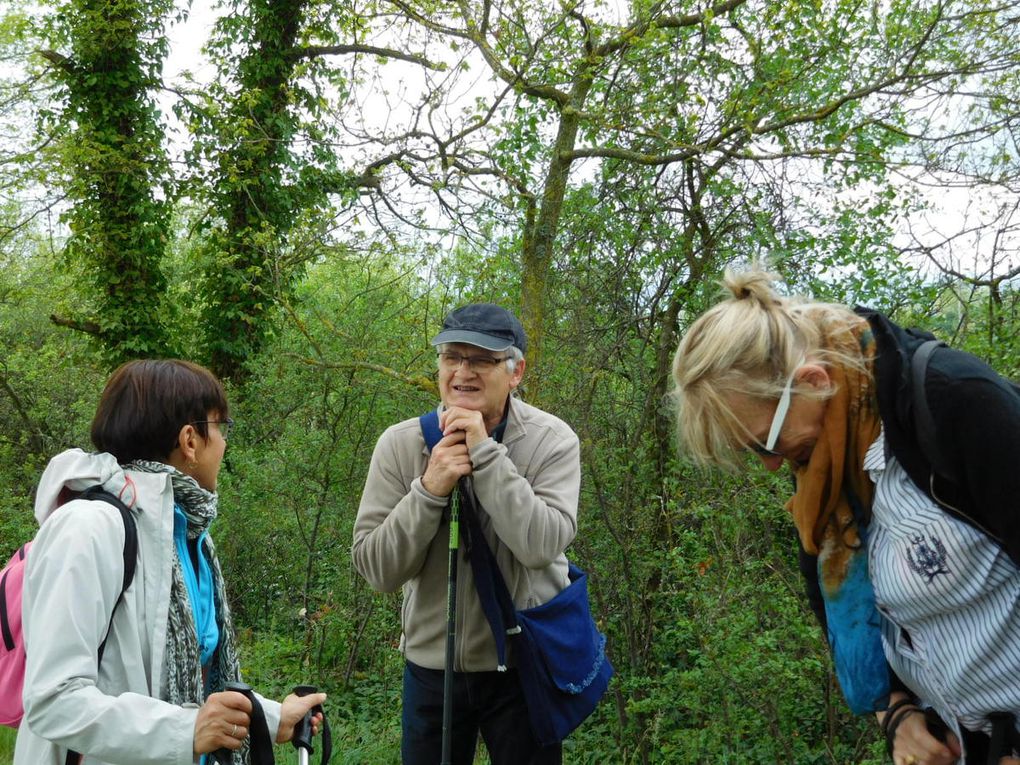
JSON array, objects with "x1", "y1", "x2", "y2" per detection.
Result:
[
  {"x1": 457, "y1": 487, "x2": 517, "y2": 669},
  {"x1": 417, "y1": 411, "x2": 516, "y2": 665},
  {"x1": 62, "y1": 486, "x2": 139, "y2": 765},
  {"x1": 419, "y1": 409, "x2": 444, "y2": 453},
  {"x1": 78, "y1": 486, "x2": 138, "y2": 661},
  {"x1": 80, "y1": 486, "x2": 138, "y2": 597},
  {"x1": 910, "y1": 339, "x2": 959, "y2": 485}
]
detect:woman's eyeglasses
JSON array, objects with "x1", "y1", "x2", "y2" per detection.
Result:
[
  {"x1": 193, "y1": 417, "x2": 235, "y2": 440},
  {"x1": 747, "y1": 359, "x2": 802, "y2": 458}
]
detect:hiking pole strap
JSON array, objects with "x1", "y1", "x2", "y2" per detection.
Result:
[
  {"x1": 212, "y1": 681, "x2": 275, "y2": 765},
  {"x1": 988, "y1": 712, "x2": 1018, "y2": 765}
]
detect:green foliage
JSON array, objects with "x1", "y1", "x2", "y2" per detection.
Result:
[
  {"x1": 184, "y1": 0, "x2": 359, "y2": 382},
  {"x1": 0, "y1": 0, "x2": 1017, "y2": 761},
  {"x1": 0, "y1": 243, "x2": 105, "y2": 556},
  {"x1": 0, "y1": 725, "x2": 13, "y2": 760},
  {"x1": 892, "y1": 281, "x2": 1020, "y2": 379},
  {"x1": 643, "y1": 473, "x2": 882, "y2": 763},
  {"x1": 216, "y1": 249, "x2": 437, "y2": 675},
  {"x1": 43, "y1": 0, "x2": 176, "y2": 362}
]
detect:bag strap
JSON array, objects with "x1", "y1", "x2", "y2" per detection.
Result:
[
  {"x1": 910, "y1": 339, "x2": 959, "y2": 486},
  {"x1": 0, "y1": 545, "x2": 27, "y2": 651},
  {"x1": 79, "y1": 486, "x2": 138, "y2": 662},
  {"x1": 419, "y1": 409, "x2": 444, "y2": 452},
  {"x1": 64, "y1": 485, "x2": 139, "y2": 765},
  {"x1": 418, "y1": 411, "x2": 517, "y2": 668},
  {"x1": 457, "y1": 486, "x2": 519, "y2": 670}
]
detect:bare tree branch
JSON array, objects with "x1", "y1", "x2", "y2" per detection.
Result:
[{"x1": 292, "y1": 43, "x2": 444, "y2": 70}]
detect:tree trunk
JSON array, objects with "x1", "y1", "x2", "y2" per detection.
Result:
[{"x1": 520, "y1": 75, "x2": 593, "y2": 402}]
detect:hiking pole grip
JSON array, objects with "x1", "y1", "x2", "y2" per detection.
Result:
[
  {"x1": 211, "y1": 682, "x2": 254, "y2": 765},
  {"x1": 291, "y1": 683, "x2": 332, "y2": 765},
  {"x1": 211, "y1": 681, "x2": 276, "y2": 765},
  {"x1": 292, "y1": 684, "x2": 317, "y2": 765}
]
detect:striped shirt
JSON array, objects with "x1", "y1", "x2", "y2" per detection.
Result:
[{"x1": 865, "y1": 430, "x2": 1020, "y2": 750}]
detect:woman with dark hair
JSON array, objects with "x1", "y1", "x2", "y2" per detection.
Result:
[
  {"x1": 15, "y1": 359, "x2": 324, "y2": 765},
  {"x1": 671, "y1": 268, "x2": 1020, "y2": 765}
]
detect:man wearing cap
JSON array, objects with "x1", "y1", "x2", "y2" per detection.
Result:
[{"x1": 352, "y1": 303, "x2": 580, "y2": 764}]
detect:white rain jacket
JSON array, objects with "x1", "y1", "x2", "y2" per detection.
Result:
[{"x1": 14, "y1": 449, "x2": 281, "y2": 765}]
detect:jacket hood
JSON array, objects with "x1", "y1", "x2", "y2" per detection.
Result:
[{"x1": 35, "y1": 449, "x2": 142, "y2": 524}]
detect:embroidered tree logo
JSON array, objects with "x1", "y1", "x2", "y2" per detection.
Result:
[{"x1": 906, "y1": 534, "x2": 951, "y2": 583}]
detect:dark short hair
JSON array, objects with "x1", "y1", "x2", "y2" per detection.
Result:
[{"x1": 90, "y1": 359, "x2": 229, "y2": 463}]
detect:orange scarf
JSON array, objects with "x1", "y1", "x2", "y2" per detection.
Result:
[{"x1": 786, "y1": 320, "x2": 881, "y2": 588}]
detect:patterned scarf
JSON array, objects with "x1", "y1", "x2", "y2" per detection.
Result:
[
  {"x1": 128, "y1": 460, "x2": 246, "y2": 762},
  {"x1": 785, "y1": 319, "x2": 882, "y2": 589}
]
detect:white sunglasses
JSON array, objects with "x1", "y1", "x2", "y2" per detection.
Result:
[{"x1": 748, "y1": 360, "x2": 802, "y2": 458}]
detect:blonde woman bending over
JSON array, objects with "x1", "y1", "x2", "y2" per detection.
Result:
[{"x1": 671, "y1": 267, "x2": 1020, "y2": 765}]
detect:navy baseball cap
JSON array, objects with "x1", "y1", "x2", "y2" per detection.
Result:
[{"x1": 430, "y1": 303, "x2": 527, "y2": 354}]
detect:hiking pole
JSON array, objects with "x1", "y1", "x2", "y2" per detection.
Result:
[
  {"x1": 211, "y1": 681, "x2": 274, "y2": 765},
  {"x1": 988, "y1": 712, "x2": 1017, "y2": 765},
  {"x1": 291, "y1": 685, "x2": 319, "y2": 765},
  {"x1": 290, "y1": 684, "x2": 332, "y2": 765},
  {"x1": 441, "y1": 488, "x2": 461, "y2": 765}
]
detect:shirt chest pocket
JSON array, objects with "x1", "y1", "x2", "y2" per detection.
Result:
[{"x1": 873, "y1": 514, "x2": 1004, "y2": 620}]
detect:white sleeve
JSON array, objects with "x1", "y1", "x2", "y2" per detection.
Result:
[
  {"x1": 21, "y1": 500, "x2": 198, "y2": 765},
  {"x1": 255, "y1": 693, "x2": 281, "y2": 745}
]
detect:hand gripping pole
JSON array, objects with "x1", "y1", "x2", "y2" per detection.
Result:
[
  {"x1": 292, "y1": 684, "x2": 332, "y2": 765},
  {"x1": 211, "y1": 681, "x2": 274, "y2": 765}
]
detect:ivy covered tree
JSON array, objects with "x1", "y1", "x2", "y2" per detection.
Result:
[
  {"x1": 40, "y1": 0, "x2": 176, "y2": 362},
  {"x1": 182, "y1": 0, "x2": 435, "y2": 382}
]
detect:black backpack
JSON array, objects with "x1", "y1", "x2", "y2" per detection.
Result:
[
  {"x1": 909, "y1": 342, "x2": 1020, "y2": 765},
  {"x1": 910, "y1": 338, "x2": 1020, "y2": 539}
]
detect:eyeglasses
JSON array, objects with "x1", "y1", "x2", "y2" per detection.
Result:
[
  {"x1": 747, "y1": 361, "x2": 801, "y2": 458},
  {"x1": 193, "y1": 417, "x2": 235, "y2": 440},
  {"x1": 437, "y1": 351, "x2": 511, "y2": 372}
]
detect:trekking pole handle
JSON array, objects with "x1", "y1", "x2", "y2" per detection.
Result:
[
  {"x1": 211, "y1": 682, "x2": 255, "y2": 765},
  {"x1": 291, "y1": 684, "x2": 319, "y2": 765},
  {"x1": 988, "y1": 712, "x2": 1017, "y2": 765},
  {"x1": 290, "y1": 683, "x2": 332, "y2": 764}
]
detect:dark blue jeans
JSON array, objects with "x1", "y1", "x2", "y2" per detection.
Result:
[{"x1": 401, "y1": 661, "x2": 562, "y2": 765}]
